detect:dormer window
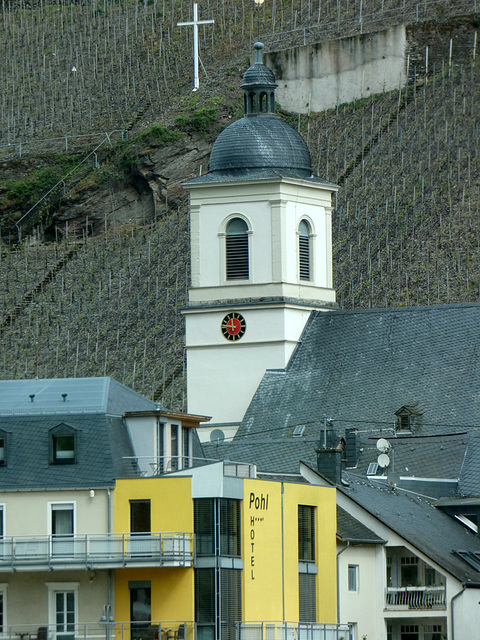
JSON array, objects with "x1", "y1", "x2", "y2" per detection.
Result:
[
  {"x1": 395, "y1": 403, "x2": 424, "y2": 432},
  {"x1": 50, "y1": 425, "x2": 77, "y2": 464}
]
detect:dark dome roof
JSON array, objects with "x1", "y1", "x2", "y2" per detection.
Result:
[
  {"x1": 209, "y1": 115, "x2": 312, "y2": 176},
  {"x1": 241, "y1": 62, "x2": 276, "y2": 87}
]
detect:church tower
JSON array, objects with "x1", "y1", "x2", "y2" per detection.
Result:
[{"x1": 182, "y1": 43, "x2": 338, "y2": 438}]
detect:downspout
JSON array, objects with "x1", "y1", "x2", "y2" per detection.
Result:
[
  {"x1": 281, "y1": 483, "x2": 285, "y2": 622},
  {"x1": 336, "y1": 542, "x2": 350, "y2": 624},
  {"x1": 107, "y1": 488, "x2": 113, "y2": 623},
  {"x1": 450, "y1": 585, "x2": 466, "y2": 640}
]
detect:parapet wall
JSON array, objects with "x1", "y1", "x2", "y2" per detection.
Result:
[{"x1": 265, "y1": 25, "x2": 406, "y2": 113}]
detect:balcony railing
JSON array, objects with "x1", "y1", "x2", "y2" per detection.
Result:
[
  {"x1": 0, "y1": 533, "x2": 194, "y2": 572},
  {"x1": 0, "y1": 620, "x2": 195, "y2": 640},
  {"x1": 236, "y1": 622, "x2": 354, "y2": 640},
  {"x1": 385, "y1": 586, "x2": 446, "y2": 610}
]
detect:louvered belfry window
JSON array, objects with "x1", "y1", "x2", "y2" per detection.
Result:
[
  {"x1": 298, "y1": 219, "x2": 311, "y2": 281},
  {"x1": 226, "y1": 218, "x2": 249, "y2": 280}
]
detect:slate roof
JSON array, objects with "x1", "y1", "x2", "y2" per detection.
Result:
[
  {"x1": 218, "y1": 304, "x2": 480, "y2": 485},
  {"x1": 340, "y1": 474, "x2": 480, "y2": 584},
  {"x1": 459, "y1": 431, "x2": 480, "y2": 496},
  {"x1": 0, "y1": 377, "x2": 160, "y2": 490},
  {"x1": 337, "y1": 506, "x2": 386, "y2": 544},
  {"x1": 0, "y1": 377, "x2": 159, "y2": 416}
]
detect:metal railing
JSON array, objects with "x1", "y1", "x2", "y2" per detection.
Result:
[
  {"x1": 236, "y1": 622, "x2": 353, "y2": 640},
  {"x1": 0, "y1": 620, "x2": 195, "y2": 640},
  {"x1": 122, "y1": 457, "x2": 257, "y2": 479},
  {"x1": 385, "y1": 585, "x2": 446, "y2": 609},
  {"x1": 0, "y1": 532, "x2": 193, "y2": 572}
]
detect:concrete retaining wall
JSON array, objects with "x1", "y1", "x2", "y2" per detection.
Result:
[{"x1": 265, "y1": 25, "x2": 406, "y2": 113}]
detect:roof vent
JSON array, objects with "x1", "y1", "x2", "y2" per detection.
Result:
[
  {"x1": 62, "y1": 393, "x2": 67, "y2": 402},
  {"x1": 29, "y1": 394, "x2": 35, "y2": 402}
]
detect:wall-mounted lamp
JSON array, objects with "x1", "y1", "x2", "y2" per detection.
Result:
[{"x1": 89, "y1": 489, "x2": 95, "y2": 499}]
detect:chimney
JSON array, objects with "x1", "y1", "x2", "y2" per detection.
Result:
[{"x1": 316, "y1": 447, "x2": 343, "y2": 485}]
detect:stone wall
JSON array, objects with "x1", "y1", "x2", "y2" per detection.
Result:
[{"x1": 265, "y1": 25, "x2": 406, "y2": 113}]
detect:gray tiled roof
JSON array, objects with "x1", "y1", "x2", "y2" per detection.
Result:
[
  {"x1": 225, "y1": 304, "x2": 480, "y2": 484},
  {"x1": 0, "y1": 377, "x2": 161, "y2": 490},
  {"x1": 459, "y1": 431, "x2": 480, "y2": 496},
  {"x1": 0, "y1": 413, "x2": 133, "y2": 490},
  {"x1": 0, "y1": 377, "x2": 158, "y2": 416},
  {"x1": 340, "y1": 474, "x2": 480, "y2": 583},
  {"x1": 337, "y1": 506, "x2": 386, "y2": 544}
]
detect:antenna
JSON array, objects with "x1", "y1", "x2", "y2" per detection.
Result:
[{"x1": 377, "y1": 453, "x2": 390, "y2": 469}]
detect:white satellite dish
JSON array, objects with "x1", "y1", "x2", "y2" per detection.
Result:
[
  {"x1": 377, "y1": 453, "x2": 390, "y2": 468},
  {"x1": 376, "y1": 438, "x2": 390, "y2": 453}
]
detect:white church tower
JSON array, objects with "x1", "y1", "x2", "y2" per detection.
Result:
[{"x1": 182, "y1": 42, "x2": 337, "y2": 439}]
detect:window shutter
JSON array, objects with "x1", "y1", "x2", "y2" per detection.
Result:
[
  {"x1": 220, "y1": 569, "x2": 242, "y2": 640},
  {"x1": 298, "y1": 573, "x2": 316, "y2": 622},
  {"x1": 219, "y1": 499, "x2": 241, "y2": 557},
  {"x1": 298, "y1": 220, "x2": 311, "y2": 281},
  {"x1": 194, "y1": 498, "x2": 215, "y2": 556},
  {"x1": 226, "y1": 219, "x2": 249, "y2": 280}
]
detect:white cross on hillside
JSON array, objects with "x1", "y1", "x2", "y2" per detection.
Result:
[{"x1": 177, "y1": 3, "x2": 214, "y2": 91}]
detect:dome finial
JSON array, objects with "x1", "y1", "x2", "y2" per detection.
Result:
[{"x1": 253, "y1": 41, "x2": 264, "y2": 64}]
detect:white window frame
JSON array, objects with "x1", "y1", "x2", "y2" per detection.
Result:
[
  {"x1": 46, "y1": 582, "x2": 79, "y2": 640},
  {"x1": 348, "y1": 564, "x2": 359, "y2": 592},
  {"x1": 48, "y1": 502, "x2": 76, "y2": 537},
  {"x1": 219, "y1": 214, "x2": 252, "y2": 284},
  {"x1": 0, "y1": 584, "x2": 8, "y2": 633}
]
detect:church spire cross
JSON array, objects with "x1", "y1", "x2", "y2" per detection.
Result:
[{"x1": 177, "y1": 3, "x2": 214, "y2": 91}]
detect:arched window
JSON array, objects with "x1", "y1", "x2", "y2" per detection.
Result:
[
  {"x1": 298, "y1": 220, "x2": 311, "y2": 281},
  {"x1": 226, "y1": 218, "x2": 249, "y2": 280}
]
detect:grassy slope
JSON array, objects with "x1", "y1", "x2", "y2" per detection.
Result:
[{"x1": 0, "y1": 0, "x2": 479, "y2": 409}]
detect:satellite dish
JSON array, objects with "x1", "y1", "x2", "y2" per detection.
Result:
[
  {"x1": 387, "y1": 471, "x2": 400, "y2": 488},
  {"x1": 210, "y1": 429, "x2": 225, "y2": 444},
  {"x1": 376, "y1": 438, "x2": 390, "y2": 453},
  {"x1": 377, "y1": 453, "x2": 390, "y2": 468}
]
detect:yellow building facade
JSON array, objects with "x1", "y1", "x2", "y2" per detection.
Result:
[{"x1": 113, "y1": 463, "x2": 337, "y2": 640}]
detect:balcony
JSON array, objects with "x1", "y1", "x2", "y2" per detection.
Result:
[
  {"x1": 385, "y1": 586, "x2": 446, "y2": 610},
  {"x1": 237, "y1": 622, "x2": 354, "y2": 640},
  {"x1": 0, "y1": 620, "x2": 195, "y2": 640},
  {"x1": 0, "y1": 532, "x2": 194, "y2": 572}
]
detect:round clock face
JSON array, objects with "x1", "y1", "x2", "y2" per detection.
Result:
[{"x1": 221, "y1": 312, "x2": 246, "y2": 341}]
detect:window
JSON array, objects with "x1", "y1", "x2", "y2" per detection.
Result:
[
  {"x1": 182, "y1": 427, "x2": 191, "y2": 468},
  {"x1": 47, "y1": 583, "x2": 78, "y2": 640},
  {"x1": 424, "y1": 625, "x2": 443, "y2": 640},
  {"x1": 195, "y1": 568, "x2": 241, "y2": 640},
  {"x1": 51, "y1": 503, "x2": 74, "y2": 556},
  {"x1": 130, "y1": 581, "x2": 151, "y2": 640},
  {"x1": 401, "y1": 556, "x2": 418, "y2": 586},
  {"x1": 299, "y1": 573, "x2": 316, "y2": 622},
  {"x1": 226, "y1": 218, "x2": 249, "y2": 280},
  {"x1": 130, "y1": 500, "x2": 151, "y2": 534},
  {"x1": 400, "y1": 625, "x2": 419, "y2": 640},
  {"x1": 298, "y1": 505, "x2": 315, "y2": 562},
  {"x1": 50, "y1": 425, "x2": 76, "y2": 464},
  {"x1": 298, "y1": 220, "x2": 311, "y2": 281},
  {"x1": 171, "y1": 424, "x2": 179, "y2": 471},
  {"x1": 348, "y1": 565, "x2": 359, "y2": 592},
  {"x1": 0, "y1": 585, "x2": 7, "y2": 632},
  {"x1": 0, "y1": 431, "x2": 7, "y2": 466},
  {"x1": 194, "y1": 499, "x2": 241, "y2": 557}
]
